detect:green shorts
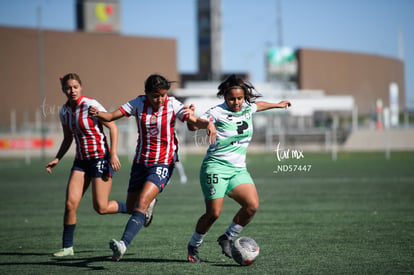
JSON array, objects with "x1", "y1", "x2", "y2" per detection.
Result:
[{"x1": 199, "y1": 161, "x2": 254, "y2": 200}]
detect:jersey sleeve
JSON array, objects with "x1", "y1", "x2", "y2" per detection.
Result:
[
  {"x1": 119, "y1": 97, "x2": 138, "y2": 117},
  {"x1": 250, "y1": 102, "x2": 258, "y2": 114},
  {"x1": 200, "y1": 107, "x2": 216, "y2": 123},
  {"x1": 91, "y1": 99, "x2": 107, "y2": 112},
  {"x1": 170, "y1": 97, "x2": 189, "y2": 122}
]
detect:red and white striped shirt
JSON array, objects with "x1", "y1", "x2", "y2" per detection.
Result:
[
  {"x1": 120, "y1": 95, "x2": 187, "y2": 165},
  {"x1": 59, "y1": 95, "x2": 109, "y2": 160}
]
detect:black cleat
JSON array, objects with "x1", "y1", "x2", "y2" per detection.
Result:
[
  {"x1": 187, "y1": 243, "x2": 201, "y2": 263},
  {"x1": 217, "y1": 234, "x2": 233, "y2": 258}
]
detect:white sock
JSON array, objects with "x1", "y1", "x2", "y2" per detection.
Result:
[
  {"x1": 189, "y1": 231, "x2": 206, "y2": 247},
  {"x1": 225, "y1": 222, "x2": 243, "y2": 240}
]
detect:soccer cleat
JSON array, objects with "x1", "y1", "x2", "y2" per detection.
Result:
[
  {"x1": 187, "y1": 243, "x2": 201, "y2": 263},
  {"x1": 217, "y1": 234, "x2": 233, "y2": 258},
  {"x1": 109, "y1": 239, "x2": 126, "y2": 261},
  {"x1": 144, "y1": 198, "x2": 158, "y2": 227},
  {"x1": 53, "y1": 247, "x2": 74, "y2": 257}
]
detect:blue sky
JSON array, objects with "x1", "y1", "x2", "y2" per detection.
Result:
[{"x1": 1, "y1": 0, "x2": 413, "y2": 109}]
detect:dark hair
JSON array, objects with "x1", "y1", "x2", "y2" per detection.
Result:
[
  {"x1": 217, "y1": 74, "x2": 261, "y2": 103},
  {"x1": 144, "y1": 74, "x2": 177, "y2": 93},
  {"x1": 60, "y1": 73, "x2": 82, "y2": 88}
]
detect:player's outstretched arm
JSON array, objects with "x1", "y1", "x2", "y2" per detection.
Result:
[
  {"x1": 183, "y1": 104, "x2": 216, "y2": 143},
  {"x1": 183, "y1": 109, "x2": 215, "y2": 144},
  {"x1": 187, "y1": 117, "x2": 216, "y2": 144},
  {"x1": 184, "y1": 104, "x2": 199, "y2": 131},
  {"x1": 89, "y1": 106, "x2": 124, "y2": 122},
  {"x1": 256, "y1": 101, "x2": 291, "y2": 112},
  {"x1": 46, "y1": 126, "x2": 73, "y2": 174},
  {"x1": 102, "y1": 121, "x2": 121, "y2": 172}
]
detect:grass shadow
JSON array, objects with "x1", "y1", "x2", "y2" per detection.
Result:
[{"x1": 0, "y1": 251, "x2": 192, "y2": 271}]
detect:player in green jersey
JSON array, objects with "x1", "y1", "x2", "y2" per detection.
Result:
[{"x1": 187, "y1": 74, "x2": 291, "y2": 263}]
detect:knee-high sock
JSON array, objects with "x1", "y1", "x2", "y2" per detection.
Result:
[
  {"x1": 224, "y1": 222, "x2": 243, "y2": 240},
  {"x1": 121, "y1": 211, "x2": 145, "y2": 247},
  {"x1": 117, "y1": 201, "x2": 127, "y2": 213},
  {"x1": 62, "y1": 224, "x2": 76, "y2": 248},
  {"x1": 189, "y1": 231, "x2": 206, "y2": 247}
]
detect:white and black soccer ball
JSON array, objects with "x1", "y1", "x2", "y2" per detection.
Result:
[{"x1": 231, "y1": 237, "x2": 260, "y2": 266}]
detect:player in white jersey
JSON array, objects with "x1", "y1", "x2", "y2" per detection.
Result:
[
  {"x1": 187, "y1": 74, "x2": 291, "y2": 263},
  {"x1": 89, "y1": 74, "x2": 216, "y2": 261},
  {"x1": 46, "y1": 73, "x2": 127, "y2": 257}
]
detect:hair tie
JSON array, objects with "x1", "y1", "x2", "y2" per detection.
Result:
[{"x1": 59, "y1": 77, "x2": 63, "y2": 81}]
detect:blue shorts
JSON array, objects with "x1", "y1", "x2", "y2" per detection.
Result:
[
  {"x1": 72, "y1": 157, "x2": 114, "y2": 179},
  {"x1": 128, "y1": 163, "x2": 174, "y2": 193}
]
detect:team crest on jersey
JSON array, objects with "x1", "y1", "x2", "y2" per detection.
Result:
[
  {"x1": 243, "y1": 109, "x2": 252, "y2": 119},
  {"x1": 150, "y1": 114, "x2": 157, "y2": 124}
]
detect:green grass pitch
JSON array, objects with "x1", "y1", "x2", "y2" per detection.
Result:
[{"x1": 0, "y1": 151, "x2": 413, "y2": 274}]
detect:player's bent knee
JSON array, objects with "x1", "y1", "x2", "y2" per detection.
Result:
[
  {"x1": 246, "y1": 201, "x2": 259, "y2": 215},
  {"x1": 206, "y1": 210, "x2": 221, "y2": 221}
]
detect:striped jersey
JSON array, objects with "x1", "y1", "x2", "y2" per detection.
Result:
[
  {"x1": 201, "y1": 102, "x2": 257, "y2": 168},
  {"x1": 59, "y1": 95, "x2": 109, "y2": 160},
  {"x1": 119, "y1": 95, "x2": 187, "y2": 165}
]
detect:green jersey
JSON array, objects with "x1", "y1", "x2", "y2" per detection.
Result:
[{"x1": 201, "y1": 102, "x2": 257, "y2": 168}]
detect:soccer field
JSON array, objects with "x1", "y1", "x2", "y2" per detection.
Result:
[{"x1": 0, "y1": 152, "x2": 413, "y2": 274}]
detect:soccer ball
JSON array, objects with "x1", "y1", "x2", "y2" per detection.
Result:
[{"x1": 231, "y1": 237, "x2": 260, "y2": 266}]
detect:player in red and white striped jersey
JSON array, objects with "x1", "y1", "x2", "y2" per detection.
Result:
[
  {"x1": 119, "y1": 94, "x2": 186, "y2": 166},
  {"x1": 89, "y1": 74, "x2": 216, "y2": 261},
  {"x1": 46, "y1": 73, "x2": 127, "y2": 257},
  {"x1": 59, "y1": 96, "x2": 109, "y2": 160}
]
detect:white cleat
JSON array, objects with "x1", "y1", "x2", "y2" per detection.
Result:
[
  {"x1": 109, "y1": 239, "x2": 126, "y2": 261},
  {"x1": 53, "y1": 247, "x2": 74, "y2": 257},
  {"x1": 144, "y1": 198, "x2": 158, "y2": 227}
]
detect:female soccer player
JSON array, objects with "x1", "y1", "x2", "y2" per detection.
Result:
[
  {"x1": 186, "y1": 74, "x2": 291, "y2": 263},
  {"x1": 46, "y1": 73, "x2": 126, "y2": 257},
  {"x1": 89, "y1": 73, "x2": 216, "y2": 261}
]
